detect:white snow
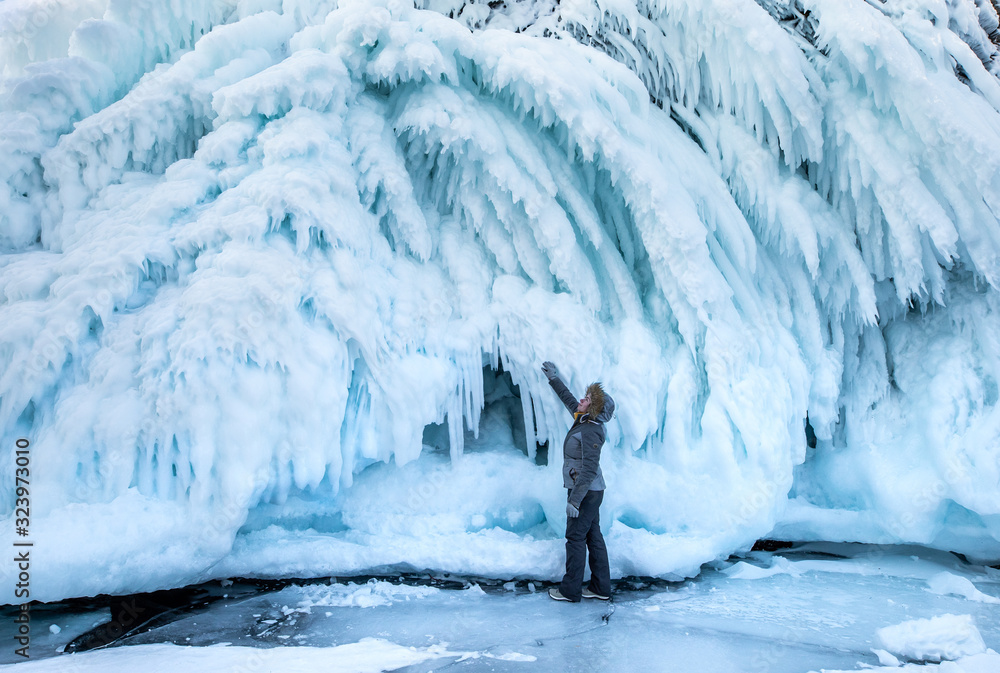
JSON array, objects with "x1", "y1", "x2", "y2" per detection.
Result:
[
  {"x1": 927, "y1": 572, "x2": 1000, "y2": 605},
  {"x1": 817, "y1": 652, "x2": 1000, "y2": 673},
  {"x1": 0, "y1": 639, "x2": 459, "y2": 673},
  {"x1": 871, "y1": 648, "x2": 902, "y2": 667},
  {"x1": 876, "y1": 614, "x2": 988, "y2": 663},
  {"x1": 294, "y1": 579, "x2": 442, "y2": 609},
  {"x1": 0, "y1": 0, "x2": 1000, "y2": 602}
]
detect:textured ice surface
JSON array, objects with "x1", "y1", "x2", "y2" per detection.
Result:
[
  {"x1": 0, "y1": 547, "x2": 998, "y2": 672},
  {"x1": 2, "y1": 0, "x2": 1000, "y2": 601}
]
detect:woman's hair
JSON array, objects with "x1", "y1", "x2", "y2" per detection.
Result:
[{"x1": 586, "y1": 382, "x2": 606, "y2": 417}]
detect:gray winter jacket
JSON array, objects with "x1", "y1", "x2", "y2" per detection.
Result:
[{"x1": 548, "y1": 376, "x2": 616, "y2": 509}]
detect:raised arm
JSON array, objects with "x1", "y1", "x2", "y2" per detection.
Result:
[{"x1": 542, "y1": 361, "x2": 578, "y2": 415}]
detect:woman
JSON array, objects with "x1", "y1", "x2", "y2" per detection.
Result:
[{"x1": 541, "y1": 361, "x2": 614, "y2": 602}]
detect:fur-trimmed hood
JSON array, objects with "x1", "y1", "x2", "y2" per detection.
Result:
[{"x1": 585, "y1": 382, "x2": 615, "y2": 423}]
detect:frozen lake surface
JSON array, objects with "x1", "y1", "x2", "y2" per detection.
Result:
[{"x1": 1, "y1": 543, "x2": 998, "y2": 672}]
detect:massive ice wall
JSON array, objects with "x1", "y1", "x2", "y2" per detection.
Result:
[{"x1": 1, "y1": 0, "x2": 999, "y2": 602}]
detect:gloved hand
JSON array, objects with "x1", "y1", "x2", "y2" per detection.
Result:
[
  {"x1": 566, "y1": 502, "x2": 580, "y2": 518},
  {"x1": 542, "y1": 361, "x2": 560, "y2": 381}
]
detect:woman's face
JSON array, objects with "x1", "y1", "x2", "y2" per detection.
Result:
[{"x1": 577, "y1": 394, "x2": 592, "y2": 413}]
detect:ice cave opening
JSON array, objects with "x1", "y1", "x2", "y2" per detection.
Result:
[
  {"x1": 422, "y1": 360, "x2": 547, "y2": 465},
  {"x1": 235, "y1": 358, "x2": 553, "y2": 547}
]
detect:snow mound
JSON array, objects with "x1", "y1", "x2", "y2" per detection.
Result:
[
  {"x1": 722, "y1": 556, "x2": 802, "y2": 580},
  {"x1": 295, "y1": 579, "x2": 441, "y2": 609},
  {"x1": 926, "y1": 573, "x2": 1000, "y2": 604},
  {"x1": 875, "y1": 614, "x2": 987, "y2": 663}
]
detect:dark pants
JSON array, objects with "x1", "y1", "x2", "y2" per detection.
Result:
[{"x1": 559, "y1": 489, "x2": 611, "y2": 601}]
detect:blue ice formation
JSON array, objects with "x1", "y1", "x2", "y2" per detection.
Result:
[{"x1": 2, "y1": 0, "x2": 1000, "y2": 602}]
